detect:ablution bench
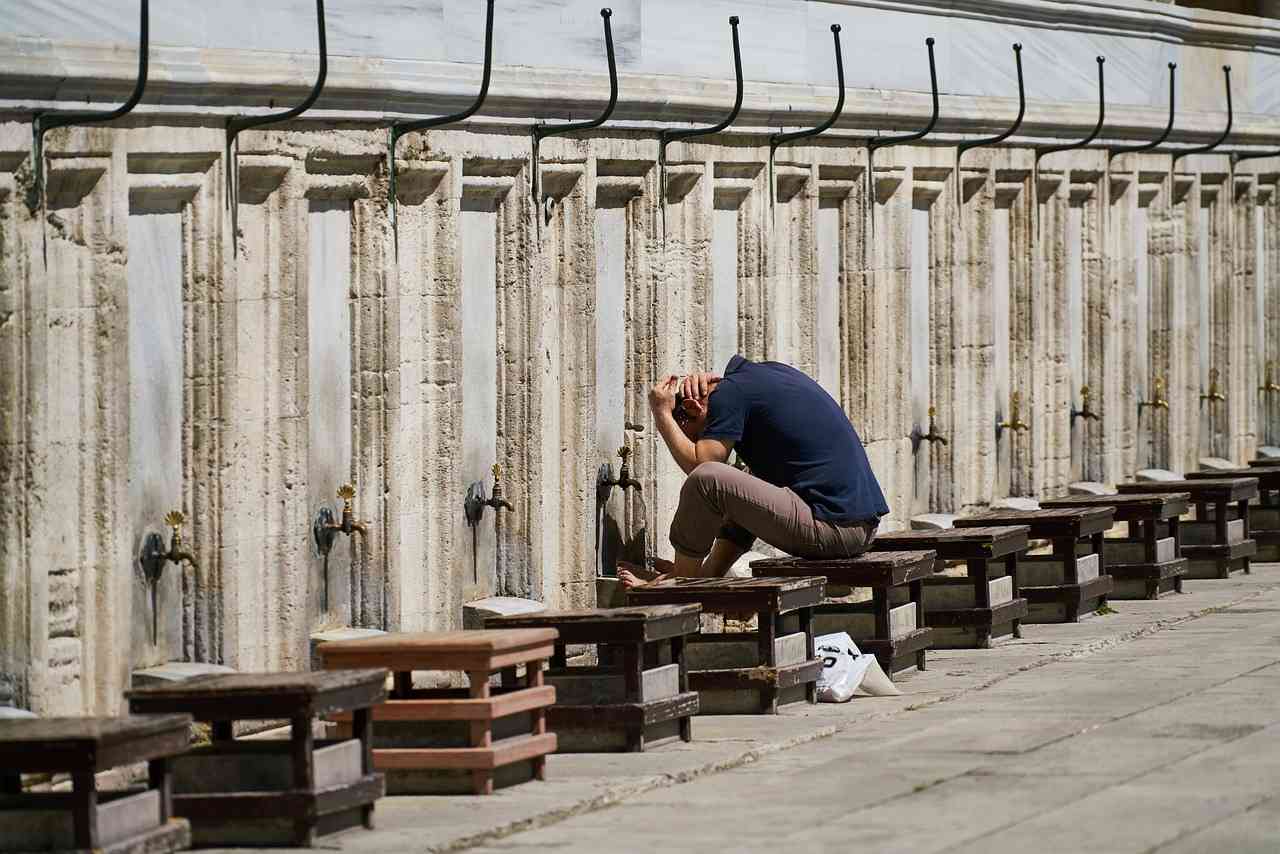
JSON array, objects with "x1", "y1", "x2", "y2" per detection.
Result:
[
  {"x1": 1188, "y1": 467, "x2": 1280, "y2": 562},
  {"x1": 319, "y1": 630, "x2": 557, "y2": 795},
  {"x1": 955, "y1": 508, "x2": 1114, "y2": 623},
  {"x1": 126, "y1": 670, "x2": 386, "y2": 847},
  {"x1": 749, "y1": 551, "x2": 936, "y2": 677},
  {"x1": 486, "y1": 605, "x2": 700, "y2": 752},
  {"x1": 1117, "y1": 478, "x2": 1258, "y2": 578},
  {"x1": 1040, "y1": 493, "x2": 1190, "y2": 599},
  {"x1": 869, "y1": 527, "x2": 1030, "y2": 648},
  {"x1": 0, "y1": 715, "x2": 191, "y2": 854},
  {"x1": 626, "y1": 577, "x2": 824, "y2": 714}
]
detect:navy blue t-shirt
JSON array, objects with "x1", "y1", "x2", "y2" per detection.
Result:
[{"x1": 701, "y1": 355, "x2": 889, "y2": 525}]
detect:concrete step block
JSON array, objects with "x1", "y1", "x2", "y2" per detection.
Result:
[
  {"x1": 911, "y1": 513, "x2": 955, "y2": 530},
  {"x1": 813, "y1": 603, "x2": 917, "y2": 640},
  {"x1": 1183, "y1": 518, "x2": 1244, "y2": 545},
  {"x1": 173, "y1": 739, "x2": 362, "y2": 795},
  {"x1": 1018, "y1": 553, "x2": 1100, "y2": 586},
  {"x1": 923, "y1": 576, "x2": 1013, "y2": 609},
  {"x1": 1106, "y1": 537, "x2": 1175, "y2": 564},
  {"x1": 1199, "y1": 456, "x2": 1239, "y2": 471},
  {"x1": 131, "y1": 661, "x2": 236, "y2": 689},
  {"x1": 463, "y1": 596, "x2": 545, "y2": 629},
  {"x1": 685, "y1": 631, "x2": 806, "y2": 670},
  {"x1": 993, "y1": 497, "x2": 1040, "y2": 511},
  {"x1": 0, "y1": 788, "x2": 160, "y2": 850},
  {"x1": 1136, "y1": 469, "x2": 1182, "y2": 482},
  {"x1": 1069, "y1": 481, "x2": 1113, "y2": 495},
  {"x1": 547, "y1": 663, "x2": 679, "y2": 705}
]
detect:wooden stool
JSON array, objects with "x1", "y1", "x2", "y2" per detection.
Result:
[
  {"x1": 1189, "y1": 468, "x2": 1280, "y2": 562},
  {"x1": 626, "y1": 577, "x2": 824, "y2": 715},
  {"x1": 1118, "y1": 479, "x2": 1259, "y2": 578},
  {"x1": 126, "y1": 670, "x2": 385, "y2": 847},
  {"x1": 1041, "y1": 493, "x2": 1190, "y2": 599},
  {"x1": 319, "y1": 630, "x2": 556, "y2": 795},
  {"x1": 870, "y1": 527, "x2": 1030, "y2": 648},
  {"x1": 748, "y1": 551, "x2": 935, "y2": 677},
  {"x1": 956, "y1": 508, "x2": 1114, "y2": 623},
  {"x1": 486, "y1": 605, "x2": 700, "y2": 752},
  {"x1": 0, "y1": 715, "x2": 191, "y2": 854}
]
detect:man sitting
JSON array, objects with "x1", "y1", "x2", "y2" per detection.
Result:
[{"x1": 619, "y1": 354, "x2": 888, "y2": 588}]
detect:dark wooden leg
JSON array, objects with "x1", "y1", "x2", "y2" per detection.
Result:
[
  {"x1": 353, "y1": 706, "x2": 375, "y2": 828},
  {"x1": 909, "y1": 579, "x2": 928, "y2": 669},
  {"x1": 1240, "y1": 499, "x2": 1252, "y2": 574},
  {"x1": 468, "y1": 670, "x2": 494, "y2": 794},
  {"x1": 211, "y1": 720, "x2": 233, "y2": 742},
  {"x1": 1215, "y1": 501, "x2": 1229, "y2": 544},
  {"x1": 1170, "y1": 516, "x2": 1181, "y2": 557},
  {"x1": 394, "y1": 670, "x2": 412, "y2": 698},
  {"x1": 500, "y1": 666, "x2": 519, "y2": 690},
  {"x1": 1144, "y1": 517, "x2": 1158, "y2": 563},
  {"x1": 758, "y1": 607, "x2": 778, "y2": 714},
  {"x1": 0, "y1": 770, "x2": 21, "y2": 794},
  {"x1": 671, "y1": 635, "x2": 693, "y2": 742},
  {"x1": 528, "y1": 662, "x2": 548, "y2": 778},
  {"x1": 1005, "y1": 554, "x2": 1021, "y2": 638},
  {"x1": 291, "y1": 716, "x2": 316, "y2": 846},
  {"x1": 968, "y1": 559, "x2": 992, "y2": 646},
  {"x1": 799, "y1": 607, "x2": 817, "y2": 703},
  {"x1": 149, "y1": 758, "x2": 172, "y2": 823},
  {"x1": 623, "y1": 643, "x2": 644, "y2": 751},
  {"x1": 71, "y1": 769, "x2": 98, "y2": 850},
  {"x1": 551, "y1": 643, "x2": 568, "y2": 669},
  {"x1": 1092, "y1": 532, "x2": 1106, "y2": 580}
]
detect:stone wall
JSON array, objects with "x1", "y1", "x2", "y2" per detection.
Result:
[{"x1": 1, "y1": 0, "x2": 1279, "y2": 714}]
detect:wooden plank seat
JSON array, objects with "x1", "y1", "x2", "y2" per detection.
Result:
[
  {"x1": 126, "y1": 670, "x2": 385, "y2": 847},
  {"x1": 1249, "y1": 458, "x2": 1280, "y2": 468},
  {"x1": 484, "y1": 605, "x2": 700, "y2": 752},
  {"x1": 1117, "y1": 479, "x2": 1259, "y2": 578},
  {"x1": 748, "y1": 551, "x2": 936, "y2": 677},
  {"x1": 626, "y1": 577, "x2": 824, "y2": 714},
  {"x1": 0, "y1": 715, "x2": 191, "y2": 854},
  {"x1": 1188, "y1": 468, "x2": 1280, "y2": 562},
  {"x1": 868, "y1": 527, "x2": 1030, "y2": 648},
  {"x1": 955, "y1": 509, "x2": 1115, "y2": 623},
  {"x1": 318, "y1": 630, "x2": 555, "y2": 795},
  {"x1": 1040, "y1": 493, "x2": 1191, "y2": 599}
]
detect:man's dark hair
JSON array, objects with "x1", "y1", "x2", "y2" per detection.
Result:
[{"x1": 672, "y1": 389, "x2": 690, "y2": 426}]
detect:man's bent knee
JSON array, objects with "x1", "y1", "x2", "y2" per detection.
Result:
[{"x1": 684, "y1": 461, "x2": 736, "y2": 496}]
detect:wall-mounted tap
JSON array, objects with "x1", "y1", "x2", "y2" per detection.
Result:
[
  {"x1": 1259, "y1": 362, "x2": 1280, "y2": 395},
  {"x1": 1200, "y1": 368, "x2": 1227, "y2": 407},
  {"x1": 139, "y1": 510, "x2": 198, "y2": 646},
  {"x1": 1071, "y1": 384, "x2": 1101, "y2": 423},
  {"x1": 996, "y1": 392, "x2": 1030, "y2": 439},
  {"x1": 597, "y1": 446, "x2": 643, "y2": 501},
  {"x1": 911, "y1": 405, "x2": 948, "y2": 452},
  {"x1": 465, "y1": 464, "x2": 514, "y2": 527},
  {"x1": 313, "y1": 484, "x2": 369, "y2": 615},
  {"x1": 1138, "y1": 376, "x2": 1169, "y2": 416}
]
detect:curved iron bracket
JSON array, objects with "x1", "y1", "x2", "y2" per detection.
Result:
[
  {"x1": 1036, "y1": 56, "x2": 1105, "y2": 162},
  {"x1": 956, "y1": 44, "x2": 1025, "y2": 168},
  {"x1": 768, "y1": 24, "x2": 844, "y2": 206},
  {"x1": 225, "y1": 0, "x2": 328, "y2": 254},
  {"x1": 1110, "y1": 63, "x2": 1175, "y2": 161},
  {"x1": 531, "y1": 8, "x2": 618, "y2": 216},
  {"x1": 658, "y1": 16, "x2": 743, "y2": 211},
  {"x1": 866, "y1": 37, "x2": 938, "y2": 237},
  {"x1": 1171, "y1": 65, "x2": 1231, "y2": 166},
  {"x1": 389, "y1": 0, "x2": 495, "y2": 259},
  {"x1": 31, "y1": 0, "x2": 148, "y2": 221}
]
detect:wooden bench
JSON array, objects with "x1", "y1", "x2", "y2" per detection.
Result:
[
  {"x1": 1117, "y1": 479, "x2": 1259, "y2": 578},
  {"x1": 126, "y1": 670, "x2": 385, "y2": 847},
  {"x1": 626, "y1": 577, "x2": 824, "y2": 714},
  {"x1": 869, "y1": 527, "x2": 1030, "y2": 648},
  {"x1": 319, "y1": 630, "x2": 556, "y2": 795},
  {"x1": 955, "y1": 508, "x2": 1115, "y2": 623},
  {"x1": 1040, "y1": 493, "x2": 1190, "y2": 599},
  {"x1": 484, "y1": 605, "x2": 700, "y2": 752},
  {"x1": 1249, "y1": 458, "x2": 1280, "y2": 468},
  {"x1": 0, "y1": 715, "x2": 191, "y2": 854},
  {"x1": 748, "y1": 551, "x2": 935, "y2": 677},
  {"x1": 1188, "y1": 467, "x2": 1280, "y2": 562}
]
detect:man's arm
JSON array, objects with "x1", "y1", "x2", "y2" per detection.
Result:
[{"x1": 653, "y1": 406, "x2": 733, "y2": 474}]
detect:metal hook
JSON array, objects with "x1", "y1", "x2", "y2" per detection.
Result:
[
  {"x1": 389, "y1": 0, "x2": 495, "y2": 260},
  {"x1": 225, "y1": 0, "x2": 327, "y2": 255},
  {"x1": 658, "y1": 15, "x2": 743, "y2": 222},
  {"x1": 866, "y1": 37, "x2": 938, "y2": 238},
  {"x1": 32, "y1": 0, "x2": 148, "y2": 257},
  {"x1": 957, "y1": 44, "x2": 1024, "y2": 169},
  {"x1": 768, "y1": 24, "x2": 844, "y2": 207},
  {"x1": 1171, "y1": 66, "x2": 1231, "y2": 166},
  {"x1": 1110, "y1": 63, "x2": 1175, "y2": 161},
  {"x1": 1037, "y1": 57, "x2": 1105, "y2": 162},
  {"x1": 532, "y1": 8, "x2": 618, "y2": 214}
]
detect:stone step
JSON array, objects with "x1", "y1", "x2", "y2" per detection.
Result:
[
  {"x1": 1018, "y1": 553, "x2": 1100, "y2": 587},
  {"x1": 923, "y1": 576, "x2": 1013, "y2": 609},
  {"x1": 813, "y1": 603, "x2": 918, "y2": 640},
  {"x1": 1105, "y1": 537, "x2": 1176, "y2": 564},
  {"x1": 685, "y1": 631, "x2": 807, "y2": 670},
  {"x1": 1183, "y1": 518, "x2": 1244, "y2": 545},
  {"x1": 546, "y1": 663, "x2": 679, "y2": 705}
]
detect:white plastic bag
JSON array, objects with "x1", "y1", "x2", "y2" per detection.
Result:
[{"x1": 814, "y1": 632, "x2": 901, "y2": 701}]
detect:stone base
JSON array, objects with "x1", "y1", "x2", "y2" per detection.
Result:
[
  {"x1": 812, "y1": 603, "x2": 918, "y2": 640},
  {"x1": 462, "y1": 597, "x2": 546, "y2": 630},
  {"x1": 547, "y1": 664, "x2": 679, "y2": 705},
  {"x1": 1136, "y1": 469, "x2": 1182, "y2": 482},
  {"x1": 1068, "y1": 481, "x2": 1113, "y2": 495},
  {"x1": 553, "y1": 715, "x2": 684, "y2": 753},
  {"x1": 925, "y1": 598, "x2": 1028, "y2": 649},
  {"x1": 1017, "y1": 553, "x2": 1100, "y2": 587},
  {"x1": 130, "y1": 661, "x2": 236, "y2": 690},
  {"x1": 0, "y1": 790, "x2": 179, "y2": 852},
  {"x1": 1198, "y1": 456, "x2": 1239, "y2": 471},
  {"x1": 923, "y1": 576, "x2": 1013, "y2": 609},
  {"x1": 1183, "y1": 540, "x2": 1258, "y2": 579},
  {"x1": 1182, "y1": 519, "x2": 1244, "y2": 546},
  {"x1": 1022, "y1": 576, "x2": 1113, "y2": 623},
  {"x1": 1107, "y1": 558, "x2": 1188, "y2": 600},
  {"x1": 910, "y1": 514, "x2": 955, "y2": 530},
  {"x1": 0, "y1": 818, "x2": 191, "y2": 854},
  {"x1": 695, "y1": 681, "x2": 810, "y2": 715},
  {"x1": 310, "y1": 627, "x2": 387, "y2": 672},
  {"x1": 1105, "y1": 537, "x2": 1176, "y2": 564},
  {"x1": 685, "y1": 632, "x2": 806, "y2": 670}
]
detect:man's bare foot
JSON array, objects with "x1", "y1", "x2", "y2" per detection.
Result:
[{"x1": 618, "y1": 568, "x2": 670, "y2": 590}]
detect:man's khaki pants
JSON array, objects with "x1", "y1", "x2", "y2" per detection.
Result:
[{"x1": 669, "y1": 462, "x2": 876, "y2": 561}]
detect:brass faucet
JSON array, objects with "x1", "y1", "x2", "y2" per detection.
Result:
[
  {"x1": 1259, "y1": 361, "x2": 1280, "y2": 395},
  {"x1": 1200, "y1": 368, "x2": 1227, "y2": 406},
  {"x1": 996, "y1": 391, "x2": 1030, "y2": 438},
  {"x1": 139, "y1": 510, "x2": 199, "y2": 646},
  {"x1": 482, "y1": 464, "x2": 515, "y2": 513},
  {"x1": 1138, "y1": 376, "x2": 1169, "y2": 416},
  {"x1": 597, "y1": 446, "x2": 643, "y2": 500},
  {"x1": 318, "y1": 484, "x2": 369, "y2": 548},
  {"x1": 912, "y1": 405, "x2": 948, "y2": 451},
  {"x1": 465, "y1": 464, "x2": 514, "y2": 527},
  {"x1": 1071, "y1": 384, "x2": 1101, "y2": 423}
]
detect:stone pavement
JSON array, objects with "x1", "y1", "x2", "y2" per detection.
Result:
[{"x1": 206, "y1": 563, "x2": 1280, "y2": 854}]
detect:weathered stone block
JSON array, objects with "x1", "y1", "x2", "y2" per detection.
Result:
[
  {"x1": 1106, "y1": 537, "x2": 1175, "y2": 564},
  {"x1": 131, "y1": 661, "x2": 237, "y2": 689},
  {"x1": 1018, "y1": 553, "x2": 1100, "y2": 586},
  {"x1": 685, "y1": 632, "x2": 806, "y2": 669},
  {"x1": 1198, "y1": 457, "x2": 1239, "y2": 471},
  {"x1": 1068, "y1": 481, "x2": 1112, "y2": 495},
  {"x1": 923, "y1": 576, "x2": 1013, "y2": 609},
  {"x1": 546, "y1": 663, "x2": 679, "y2": 704},
  {"x1": 0, "y1": 789, "x2": 160, "y2": 850},
  {"x1": 173, "y1": 739, "x2": 361, "y2": 795},
  {"x1": 910, "y1": 513, "x2": 955, "y2": 530},
  {"x1": 1182, "y1": 519, "x2": 1244, "y2": 545},
  {"x1": 310, "y1": 627, "x2": 387, "y2": 672},
  {"x1": 992, "y1": 497, "x2": 1040, "y2": 511},
  {"x1": 813, "y1": 603, "x2": 917, "y2": 640},
  {"x1": 1136, "y1": 469, "x2": 1182, "y2": 482},
  {"x1": 554, "y1": 717, "x2": 683, "y2": 753},
  {"x1": 697, "y1": 683, "x2": 807, "y2": 715},
  {"x1": 463, "y1": 596, "x2": 545, "y2": 629}
]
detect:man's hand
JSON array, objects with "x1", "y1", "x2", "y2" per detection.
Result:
[
  {"x1": 681, "y1": 372, "x2": 721, "y2": 401},
  {"x1": 648, "y1": 375, "x2": 679, "y2": 416}
]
